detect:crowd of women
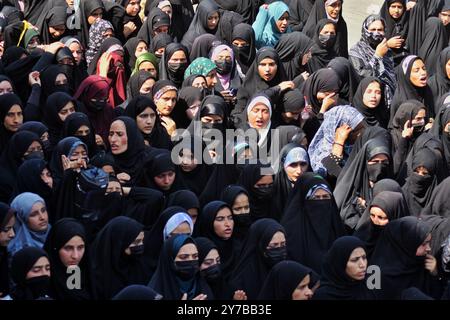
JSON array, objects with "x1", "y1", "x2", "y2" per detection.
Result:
[{"x1": 0, "y1": 0, "x2": 450, "y2": 301}]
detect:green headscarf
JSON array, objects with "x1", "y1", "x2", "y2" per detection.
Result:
[
  {"x1": 132, "y1": 52, "x2": 159, "y2": 78},
  {"x1": 183, "y1": 57, "x2": 216, "y2": 79}
]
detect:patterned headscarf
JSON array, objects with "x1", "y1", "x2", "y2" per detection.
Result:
[
  {"x1": 85, "y1": 19, "x2": 114, "y2": 66},
  {"x1": 184, "y1": 57, "x2": 216, "y2": 79}
]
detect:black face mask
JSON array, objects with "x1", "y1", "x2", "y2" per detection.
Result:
[
  {"x1": 367, "y1": 162, "x2": 389, "y2": 183},
  {"x1": 233, "y1": 44, "x2": 250, "y2": 55},
  {"x1": 26, "y1": 275, "x2": 50, "y2": 299},
  {"x1": 409, "y1": 172, "x2": 433, "y2": 196},
  {"x1": 55, "y1": 83, "x2": 71, "y2": 94},
  {"x1": 23, "y1": 150, "x2": 45, "y2": 161},
  {"x1": 367, "y1": 31, "x2": 384, "y2": 48},
  {"x1": 174, "y1": 260, "x2": 199, "y2": 280},
  {"x1": 88, "y1": 101, "x2": 106, "y2": 112},
  {"x1": 253, "y1": 185, "x2": 273, "y2": 199},
  {"x1": 41, "y1": 140, "x2": 51, "y2": 152},
  {"x1": 264, "y1": 246, "x2": 287, "y2": 267},
  {"x1": 412, "y1": 122, "x2": 425, "y2": 137},
  {"x1": 202, "y1": 122, "x2": 223, "y2": 131},
  {"x1": 318, "y1": 34, "x2": 336, "y2": 49},
  {"x1": 167, "y1": 62, "x2": 188, "y2": 78},
  {"x1": 200, "y1": 264, "x2": 222, "y2": 281},
  {"x1": 129, "y1": 244, "x2": 144, "y2": 255},
  {"x1": 233, "y1": 213, "x2": 252, "y2": 228},
  {"x1": 215, "y1": 60, "x2": 233, "y2": 75}
]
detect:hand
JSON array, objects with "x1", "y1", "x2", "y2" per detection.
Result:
[
  {"x1": 45, "y1": 41, "x2": 65, "y2": 54},
  {"x1": 406, "y1": 1, "x2": 416, "y2": 11},
  {"x1": 375, "y1": 38, "x2": 389, "y2": 58},
  {"x1": 220, "y1": 90, "x2": 235, "y2": 104},
  {"x1": 387, "y1": 36, "x2": 404, "y2": 49},
  {"x1": 161, "y1": 116, "x2": 177, "y2": 136},
  {"x1": 425, "y1": 254, "x2": 438, "y2": 276},
  {"x1": 95, "y1": 134, "x2": 105, "y2": 147},
  {"x1": 334, "y1": 124, "x2": 352, "y2": 144},
  {"x1": 320, "y1": 92, "x2": 338, "y2": 113},
  {"x1": 98, "y1": 52, "x2": 112, "y2": 77},
  {"x1": 357, "y1": 197, "x2": 366, "y2": 209},
  {"x1": 402, "y1": 120, "x2": 414, "y2": 138},
  {"x1": 301, "y1": 71, "x2": 310, "y2": 81},
  {"x1": 261, "y1": 3, "x2": 269, "y2": 10},
  {"x1": 278, "y1": 81, "x2": 295, "y2": 92},
  {"x1": 61, "y1": 155, "x2": 87, "y2": 171},
  {"x1": 123, "y1": 21, "x2": 137, "y2": 38},
  {"x1": 116, "y1": 172, "x2": 131, "y2": 184},
  {"x1": 425, "y1": 119, "x2": 433, "y2": 131},
  {"x1": 28, "y1": 71, "x2": 41, "y2": 86},
  {"x1": 181, "y1": 293, "x2": 207, "y2": 300},
  {"x1": 233, "y1": 290, "x2": 247, "y2": 300}
]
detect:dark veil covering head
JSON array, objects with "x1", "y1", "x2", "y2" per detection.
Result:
[
  {"x1": 258, "y1": 260, "x2": 312, "y2": 300},
  {"x1": 313, "y1": 236, "x2": 370, "y2": 300},
  {"x1": 328, "y1": 57, "x2": 361, "y2": 104},
  {"x1": 112, "y1": 284, "x2": 163, "y2": 300},
  {"x1": 418, "y1": 17, "x2": 448, "y2": 77},
  {"x1": 62, "y1": 112, "x2": 98, "y2": 157},
  {"x1": 14, "y1": 158, "x2": 53, "y2": 204},
  {"x1": 231, "y1": 23, "x2": 256, "y2": 74},
  {"x1": 429, "y1": 47, "x2": 450, "y2": 115},
  {"x1": 307, "y1": 19, "x2": 338, "y2": 73},
  {"x1": 281, "y1": 172, "x2": 345, "y2": 273}
]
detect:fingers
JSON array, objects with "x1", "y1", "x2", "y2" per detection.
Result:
[
  {"x1": 181, "y1": 293, "x2": 187, "y2": 300},
  {"x1": 404, "y1": 120, "x2": 411, "y2": 129},
  {"x1": 193, "y1": 294, "x2": 207, "y2": 300}
]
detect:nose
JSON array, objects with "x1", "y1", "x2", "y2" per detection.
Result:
[
  {"x1": 305, "y1": 288, "x2": 313, "y2": 298},
  {"x1": 8, "y1": 228, "x2": 15, "y2": 238},
  {"x1": 72, "y1": 249, "x2": 80, "y2": 261}
]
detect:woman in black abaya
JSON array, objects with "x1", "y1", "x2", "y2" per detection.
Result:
[
  {"x1": 0, "y1": 93, "x2": 23, "y2": 154},
  {"x1": 231, "y1": 23, "x2": 257, "y2": 75},
  {"x1": 428, "y1": 47, "x2": 450, "y2": 115},
  {"x1": 307, "y1": 19, "x2": 338, "y2": 73},
  {"x1": 78, "y1": 0, "x2": 105, "y2": 48},
  {"x1": 431, "y1": 106, "x2": 450, "y2": 173},
  {"x1": 281, "y1": 172, "x2": 345, "y2": 273},
  {"x1": 421, "y1": 176, "x2": 450, "y2": 219},
  {"x1": 313, "y1": 236, "x2": 371, "y2": 300},
  {"x1": 354, "y1": 191, "x2": 409, "y2": 259},
  {"x1": 43, "y1": 218, "x2": 93, "y2": 300},
  {"x1": 418, "y1": 17, "x2": 449, "y2": 77},
  {"x1": 352, "y1": 77, "x2": 388, "y2": 128},
  {"x1": 167, "y1": 190, "x2": 201, "y2": 226},
  {"x1": 0, "y1": 203, "x2": 15, "y2": 298},
  {"x1": 159, "y1": 43, "x2": 190, "y2": 89},
  {"x1": 62, "y1": 112, "x2": 100, "y2": 157},
  {"x1": 90, "y1": 216, "x2": 149, "y2": 300},
  {"x1": 370, "y1": 216, "x2": 438, "y2": 299},
  {"x1": 327, "y1": 57, "x2": 361, "y2": 104},
  {"x1": 229, "y1": 218, "x2": 287, "y2": 300},
  {"x1": 287, "y1": 0, "x2": 316, "y2": 31}
]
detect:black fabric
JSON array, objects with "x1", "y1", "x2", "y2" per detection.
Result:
[
  {"x1": 302, "y1": 68, "x2": 340, "y2": 114},
  {"x1": 56, "y1": 47, "x2": 87, "y2": 93},
  {"x1": 78, "y1": 0, "x2": 105, "y2": 48},
  {"x1": 90, "y1": 216, "x2": 148, "y2": 300},
  {"x1": 405, "y1": 0, "x2": 427, "y2": 56},
  {"x1": 229, "y1": 218, "x2": 286, "y2": 300},
  {"x1": 428, "y1": 47, "x2": 450, "y2": 115},
  {"x1": 354, "y1": 191, "x2": 409, "y2": 259},
  {"x1": 123, "y1": 37, "x2": 148, "y2": 73},
  {"x1": 281, "y1": 172, "x2": 345, "y2": 273},
  {"x1": 0, "y1": 93, "x2": 22, "y2": 154},
  {"x1": 159, "y1": 43, "x2": 190, "y2": 88},
  {"x1": 215, "y1": 10, "x2": 244, "y2": 46},
  {"x1": 334, "y1": 136, "x2": 392, "y2": 232},
  {"x1": 431, "y1": 106, "x2": 450, "y2": 172},
  {"x1": 370, "y1": 216, "x2": 433, "y2": 299},
  {"x1": 0, "y1": 202, "x2": 14, "y2": 297},
  {"x1": 124, "y1": 95, "x2": 173, "y2": 150},
  {"x1": 126, "y1": 70, "x2": 155, "y2": 99},
  {"x1": 328, "y1": 57, "x2": 361, "y2": 104},
  {"x1": 287, "y1": 0, "x2": 316, "y2": 31},
  {"x1": 112, "y1": 284, "x2": 162, "y2": 300},
  {"x1": 418, "y1": 17, "x2": 449, "y2": 77},
  {"x1": 40, "y1": 6, "x2": 67, "y2": 44},
  {"x1": 62, "y1": 112, "x2": 99, "y2": 158},
  {"x1": 189, "y1": 33, "x2": 220, "y2": 62},
  {"x1": 43, "y1": 218, "x2": 92, "y2": 300},
  {"x1": 231, "y1": 23, "x2": 256, "y2": 74},
  {"x1": 307, "y1": 19, "x2": 338, "y2": 73},
  {"x1": 167, "y1": 190, "x2": 200, "y2": 213},
  {"x1": 313, "y1": 236, "x2": 370, "y2": 300},
  {"x1": 137, "y1": 7, "x2": 170, "y2": 49},
  {"x1": 421, "y1": 215, "x2": 450, "y2": 260},
  {"x1": 150, "y1": 32, "x2": 174, "y2": 57},
  {"x1": 148, "y1": 234, "x2": 213, "y2": 300},
  {"x1": 258, "y1": 260, "x2": 312, "y2": 300},
  {"x1": 215, "y1": 0, "x2": 259, "y2": 25},
  {"x1": 123, "y1": 186, "x2": 165, "y2": 228},
  {"x1": 422, "y1": 176, "x2": 450, "y2": 220},
  {"x1": 10, "y1": 247, "x2": 50, "y2": 300},
  {"x1": 274, "y1": 31, "x2": 313, "y2": 80},
  {"x1": 352, "y1": 76, "x2": 388, "y2": 128}
]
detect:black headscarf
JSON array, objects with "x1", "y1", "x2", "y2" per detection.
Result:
[
  {"x1": 334, "y1": 136, "x2": 392, "y2": 232},
  {"x1": 40, "y1": 64, "x2": 70, "y2": 107},
  {"x1": 90, "y1": 216, "x2": 148, "y2": 299},
  {"x1": 40, "y1": 6, "x2": 67, "y2": 44},
  {"x1": 124, "y1": 96, "x2": 172, "y2": 150},
  {"x1": 112, "y1": 284, "x2": 162, "y2": 300},
  {"x1": 281, "y1": 172, "x2": 345, "y2": 273},
  {"x1": 421, "y1": 214, "x2": 450, "y2": 261},
  {"x1": 287, "y1": 0, "x2": 316, "y2": 31},
  {"x1": 402, "y1": 147, "x2": 443, "y2": 216},
  {"x1": 390, "y1": 55, "x2": 434, "y2": 124},
  {"x1": 56, "y1": 46, "x2": 86, "y2": 93},
  {"x1": 150, "y1": 32, "x2": 174, "y2": 58},
  {"x1": 431, "y1": 105, "x2": 450, "y2": 173},
  {"x1": 313, "y1": 236, "x2": 370, "y2": 300},
  {"x1": 43, "y1": 218, "x2": 92, "y2": 300},
  {"x1": 302, "y1": 68, "x2": 340, "y2": 114},
  {"x1": 79, "y1": 0, "x2": 105, "y2": 48},
  {"x1": 370, "y1": 216, "x2": 432, "y2": 299},
  {"x1": 167, "y1": 190, "x2": 200, "y2": 214},
  {"x1": 354, "y1": 191, "x2": 409, "y2": 259},
  {"x1": 307, "y1": 19, "x2": 338, "y2": 73},
  {"x1": 189, "y1": 33, "x2": 220, "y2": 62},
  {"x1": 122, "y1": 0, "x2": 143, "y2": 40},
  {"x1": 181, "y1": 0, "x2": 220, "y2": 52},
  {"x1": 124, "y1": 37, "x2": 148, "y2": 73},
  {"x1": 258, "y1": 260, "x2": 312, "y2": 300},
  {"x1": 62, "y1": 112, "x2": 99, "y2": 158},
  {"x1": 352, "y1": 76, "x2": 388, "y2": 128},
  {"x1": 428, "y1": 47, "x2": 450, "y2": 115},
  {"x1": 159, "y1": 43, "x2": 190, "y2": 88},
  {"x1": 0, "y1": 93, "x2": 23, "y2": 154},
  {"x1": 303, "y1": 0, "x2": 348, "y2": 58},
  {"x1": 418, "y1": 17, "x2": 449, "y2": 77},
  {"x1": 231, "y1": 23, "x2": 256, "y2": 75},
  {"x1": 229, "y1": 218, "x2": 287, "y2": 300},
  {"x1": 137, "y1": 7, "x2": 170, "y2": 49},
  {"x1": 274, "y1": 31, "x2": 313, "y2": 80},
  {"x1": 126, "y1": 70, "x2": 155, "y2": 99},
  {"x1": 328, "y1": 57, "x2": 361, "y2": 104},
  {"x1": 221, "y1": 185, "x2": 252, "y2": 243},
  {"x1": 0, "y1": 202, "x2": 14, "y2": 297},
  {"x1": 148, "y1": 234, "x2": 213, "y2": 300}
]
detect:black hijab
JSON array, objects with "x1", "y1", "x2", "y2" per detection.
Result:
[
  {"x1": 79, "y1": 0, "x2": 105, "y2": 48},
  {"x1": 167, "y1": 190, "x2": 200, "y2": 217},
  {"x1": 352, "y1": 76, "x2": 388, "y2": 128},
  {"x1": 62, "y1": 112, "x2": 99, "y2": 158},
  {"x1": 10, "y1": 247, "x2": 51, "y2": 300},
  {"x1": 418, "y1": 17, "x2": 449, "y2": 77},
  {"x1": 334, "y1": 136, "x2": 392, "y2": 232},
  {"x1": 221, "y1": 185, "x2": 252, "y2": 242},
  {"x1": 121, "y1": 0, "x2": 143, "y2": 40},
  {"x1": 307, "y1": 19, "x2": 338, "y2": 73},
  {"x1": 40, "y1": 64, "x2": 70, "y2": 107},
  {"x1": 40, "y1": 6, "x2": 67, "y2": 44},
  {"x1": 428, "y1": 47, "x2": 450, "y2": 115},
  {"x1": 390, "y1": 55, "x2": 434, "y2": 124},
  {"x1": 112, "y1": 284, "x2": 162, "y2": 300},
  {"x1": 328, "y1": 57, "x2": 361, "y2": 104},
  {"x1": 281, "y1": 172, "x2": 345, "y2": 274},
  {"x1": 431, "y1": 106, "x2": 450, "y2": 172},
  {"x1": 0, "y1": 202, "x2": 14, "y2": 297},
  {"x1": 137, "y1": 7, "x2": 170, "y2": 49},
  {"x1": 231, "y1": 23, "x2": 256, "y2": 75},
  {"x1": 56, "y1": 46, "x2": 86, "y2": 93},
  {"x1": 126, "y1": 70, "x2": 155, "y2": 99},
  {"x1": 150, "y1": 32, "x2": 174, "y2": 58},
  {"x1": 302, "y1": 68, "x2": 340, "y2": 114},
  {"x1": 313, "y1": 236, "x2": 370, "y2": 300},
  {"x1": 258, "y1": 260, "x2": 312, "y2": 300},
  {"x1": 287, "y1": 0, "x2": 316, "y2": 31},
  {"x1": 189, "y1": 33, "x2": 220, "y2": 62},
  {"x1": 90, "y1": 216, "x2": 148, "y2": 299},
  {"x1": 370, "y1": 216, "x2": 432, "y2": 299},
  {"x1": 0, "y1": 93, "x2": 22, "y2": 153},
  {"x1": 354, "y1": 191, "x2": 409, "y2": 259},
  {"x1": 229, "y1": 218, "x2": 287, "y2": 300},
  {"x1": 274, "y1": 31, "x2": 313, "y2": 80},
  {"x1": 43, "y1": 218, "x2": 92, "y2": 300},
  {"x1": 124, "y1": 96, "x2": 173, "y2": 150},
  {"x1": 159, "y1": 43, "x2": 190, "y2": 88},
  {"x1": 402, "y1": 147, "x2": 443, "y2": 216}
]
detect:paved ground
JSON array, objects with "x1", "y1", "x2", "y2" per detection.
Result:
[{"x1": 343, "y1": 0, "x2": 385, "y2": 47}]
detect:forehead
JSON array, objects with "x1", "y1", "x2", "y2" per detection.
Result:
[
  {"x1": 178, "y1": 243, "x2": 197, "y2": 255},
  {"x1": 111, "y1": 120, "x2": 126, "y2": 130},
  {"x1": 216, "y1": 207, "x2": 232, "y2": 217}
]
